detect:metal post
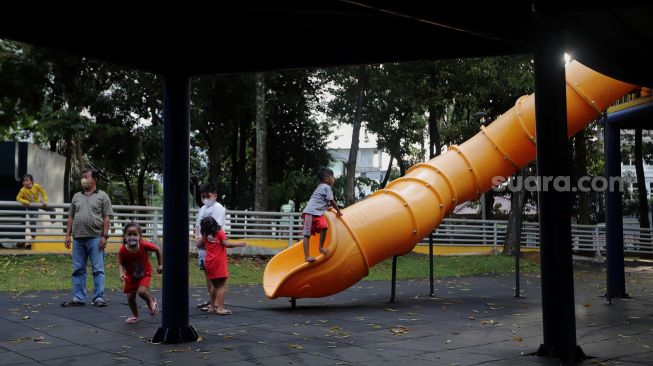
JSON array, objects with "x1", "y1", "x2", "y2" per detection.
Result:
[
  {"x1": 429, "y1": 233, "x2": 435, "y2": 296},
  {"x1": 604, "y1": 119, "x2": 627, "y2": 300},
  {"x1": 152, "y1": 208, "x2": 159, "y2": 245},
  {"x1": 288, "y1": 215, "x2": 294, "y2": 247},
  {"x1": 593, "y1": 226, "x2": 603, "y2": 261},
  {"x1": 492, "y1": 222, "x2": 498, "y2": 254},
  {"x1": 515, "y1": 238, "x2": 521, "y2": 298},
  {"x1": 153, "y1": 74, "x2": 198, "y2": 344},
  {"x1": 533, "y1": 8, "x2": 584, "y2": 361},
  {"x1": 389, "y1": 255, "x2": 397, "y2": 303}
]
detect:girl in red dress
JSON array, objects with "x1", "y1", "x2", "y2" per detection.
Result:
[
  {"x1": 196, "y1": 216, "x2": 246, "y2": 315},
  {"x1": 118, "y1": 222, "x2": 163, "y2": 324}
]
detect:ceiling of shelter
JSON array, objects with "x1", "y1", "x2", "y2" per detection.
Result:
[{"x1": 0, "y1": 1, "x2": 651, "y2": 85}]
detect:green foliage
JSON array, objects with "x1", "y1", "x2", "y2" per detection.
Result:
[
  {"x1": 269, "y1": 169, "x2": 318, "y2": 211},
  {"x1": 332, "y1": 175, "x2": 380, "y2": 202}
]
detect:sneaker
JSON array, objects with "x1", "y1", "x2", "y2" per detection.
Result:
[
  {"x1": 149, "y1": 297, "x2": 159, "y2": 316},
  {"x1": 61, "y1": 299, "x2": 85, "y2": 307},
  {"x1": 125, "y1": 316, "x2": 139, "y2": 324},
  {"x1": 92, "y1": 297, "x2": 107, "y2": 307}
]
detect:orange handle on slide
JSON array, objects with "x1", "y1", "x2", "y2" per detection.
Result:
[{"x1": 263, "y1": 61, "x2": 638, "y2": 299}]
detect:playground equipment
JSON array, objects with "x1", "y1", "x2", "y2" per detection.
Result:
[{"x1": 263, "y1": 60, "x2": 640, "y2": 300}]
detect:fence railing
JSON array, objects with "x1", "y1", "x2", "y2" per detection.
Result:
[
  {"x1": 0, "y1": 201, "x2": 303, "y2": 248},
  {"x1": 1, "y1": 201, "x2": 652, "y2": 255}
]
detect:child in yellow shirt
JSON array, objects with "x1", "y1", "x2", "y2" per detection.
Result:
[
  {"x1": 16, "y1": 174, "x2": 55, "y2": 241},
  {"x1": 16, "y1": 174, "x2": 49, "y2": 208}
]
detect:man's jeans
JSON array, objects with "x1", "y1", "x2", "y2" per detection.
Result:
[{"x1": 72, "y1": 237, "x2": 105, "y2": 302}]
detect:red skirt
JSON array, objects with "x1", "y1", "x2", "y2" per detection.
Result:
[{"x1": 205, "y1": 257, "x2": 228, "y2": 280}]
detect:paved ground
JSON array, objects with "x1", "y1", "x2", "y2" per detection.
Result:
[{"x1": 0, "y1": 261, "x2": 652, "y2": 365}]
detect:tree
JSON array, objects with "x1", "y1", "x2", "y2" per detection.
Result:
[
  {"x1": 366, "y1": 63, "x2": 427, "y2": 177},
  {"x1": 254, "y1": 72, "x2": 268, "y2": 211},
  {"x1": 574, "y1": 130, "x2": 591, "y2": 224},
  {"x1": 323, "y1": 65, "x2": 371, "y2": 206},
  {"x1": 265, "y1": 69, "x2": 331, "y2": 207}
]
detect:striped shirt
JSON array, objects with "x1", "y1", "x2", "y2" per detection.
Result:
[{"x1": 68, "y1": 190, "x2": 113, "y2": 238}]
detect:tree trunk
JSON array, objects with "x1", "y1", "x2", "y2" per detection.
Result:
[
  {"x1": 137, "y1": 165, "x2": 148, "y2": 206},
  {"x1": 345, "y1": 65, "x2": 368, "y2": 207},
  {"x1": 381, "y1": 154, "x2": 394, "y2": 188},
  {"x1": 397, "y1": 157, "x2": 407, "y2": 176},
  {"x1": 574, "y1": 130, "x2": 591, "y2": 224},
  {"x1": 238, "y1": 110, "x2": 249, "y2": 209},
  {"x1": 254, "y1": 72, "x2": 268, "y2": 211},
  {"x1": 121, "y1": 171, "x2": 135, "y2": 205},
  {"x1": 428, "y1": 105, "x2": 442, "y2": 159},
  {"x1": 73, "y1": 133, "x2": 85, "y2": 173},
  {"x1": 230, "y1": 118, "x2": 240, "y2": 209},
  {"x1": 49, "y1": 139, "x2": 57, "y2": 152},
  {"x1": 207, "y1": 138, "x2": 221, "y2": 186},
  {"x1": 504, "y1": 169, "x2": 525, "y2": 255},
  {"x1": 64, "y1": 139, "x2": 72, "y2": 202},
  {"x1": 483, "y1": 192, "x2": 495, "y2": 220},
  {"x1": 635, "y1": 129, "x2": 650, "y2": 229}
]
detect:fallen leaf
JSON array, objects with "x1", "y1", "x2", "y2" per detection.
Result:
[
  {"x1": 287, "y1": 343, "x2": 303, "y2": 349},
  {"x1": 389, "y1": 326, "x2": 410, "y2": 336},
  {"x1": 165, "y1": 347, "x2": 192, "y2": 353}
]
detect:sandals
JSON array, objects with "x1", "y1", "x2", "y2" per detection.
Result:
[
  {"x1": 149, "y1": 297, "x2": 159, "y2": 316},
  {"x1": 125, "y1": 316, "x2": 140, "y2": 324},
  {"x1": 196, "y1": 301, "x2": 211, "y2": 308},
  {"x1": 215, "y1": 309, "x2": 233, "y2": 315},
  {"x1": 60, "y1": 299, "x2": 85, "y2": 307}
]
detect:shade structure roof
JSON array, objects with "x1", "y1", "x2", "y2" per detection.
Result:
[{"x1": 1, "y1": 1, "x2": 651, "y2": 86}]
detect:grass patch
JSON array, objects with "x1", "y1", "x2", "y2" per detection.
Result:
[
  {"x1": 0, "y1": 253, "x2": 539, "y2": 292},
  {"x1": 367, "y1": 253, "x2": 539, "y2": 280}
]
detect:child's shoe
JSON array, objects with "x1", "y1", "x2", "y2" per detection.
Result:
[{"x1": 125, "y1": 316, "x2": 139, "y2": 324}]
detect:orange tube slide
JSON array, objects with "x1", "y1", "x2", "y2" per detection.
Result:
[{"x1": 263, "y1": 61, "x2": 638, "y2": 299}]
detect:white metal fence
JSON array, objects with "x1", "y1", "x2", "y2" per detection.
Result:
[{"x1": 1, "y1": 201, "x2": 652, "y2": 255}]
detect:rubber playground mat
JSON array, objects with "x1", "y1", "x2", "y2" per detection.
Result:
[{"x1": 0, "y1": 261, "x2": 651, "y2": 365}]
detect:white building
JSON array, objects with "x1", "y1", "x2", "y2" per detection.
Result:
[
  {"x1": 328, "y1": 125, "x2": 392, "y2": 197},
  {"x1": 620, "y1": 129, "x2": 653, "y2": 198}
]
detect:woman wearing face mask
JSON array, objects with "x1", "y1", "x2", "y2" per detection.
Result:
[{"x1": 118, "y1": 222, "x2": 163, "y2": 324}]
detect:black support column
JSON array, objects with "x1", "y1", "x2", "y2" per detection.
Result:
[
  {"x1": 532, "y1": 8, "x2": 584, "y2": 361},
  {"x1": 153, "y1": 74, "x2": 198, "y2": 344},
  {"x1": 604, "y1": 119, "x2": 627, "y2": 300}
]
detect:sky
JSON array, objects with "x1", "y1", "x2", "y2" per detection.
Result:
[{"x1": 327, "y1": 124, "x2": 380, "y2": 150}]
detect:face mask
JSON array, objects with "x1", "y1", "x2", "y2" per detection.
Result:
[
  {"x1": 81, "y1": 178, "x2": 92, "y2": 189},
  {"x1": 125, "y1": 237, "x2": 139, "y2": 247},
  {"x1": 202, "y1": 198, "x2": 215, "y2": 206}
]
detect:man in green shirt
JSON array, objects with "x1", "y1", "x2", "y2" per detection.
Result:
[{"x1": 62, "y1": 168, "x2": 113, "y2": 307}]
